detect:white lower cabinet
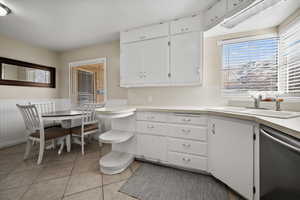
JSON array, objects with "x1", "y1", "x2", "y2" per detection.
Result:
[
  {"x1": 167, "y1": 138, "x2": 207, "y2": 156},
  {"x1": 209, "y1": 117, "x2": 254, "y2": 200},
  {"x1": 137, "y1": 134, "x2": 167, "y2": 162},
  {"x1": 133, "y1": 111, "x2": 255, "y2": 200},
  {"x1": 168, "y1": 151, "x2": 208, "y2": 171}
]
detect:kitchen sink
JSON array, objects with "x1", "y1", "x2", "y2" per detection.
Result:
[{"x1": 244, "y1": 109, "x2": 300, "y2": 119}]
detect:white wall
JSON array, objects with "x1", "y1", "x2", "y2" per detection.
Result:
[
  {"x1": 58, "y1": 40, "x2": 128, "y2": 100},
  {"x1": 0, "y1": 34, "x2": 60, "y2": 99},
  {"x1": 0, "y1": 98, "x2": 71, "y2": 148}
]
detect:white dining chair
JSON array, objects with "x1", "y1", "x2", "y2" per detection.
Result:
[
  {"x1": 30, "y1": 101, "x2": 62, "y2": 150},
  {"x1": 30, "y1": 101, "x2": 61, "y2": 128},
  {"x1": 71, "y1": 103, "x2": 100, "y2": 155},
  {"x1": 17, "y1": 104, "x2": 70, "y2": 164}
]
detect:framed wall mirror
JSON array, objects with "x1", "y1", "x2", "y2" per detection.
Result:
[{"x1": 0, "y1": 57, "x2": 56, "y2": 88}]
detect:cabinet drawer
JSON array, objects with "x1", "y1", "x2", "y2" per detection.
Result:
[
  {"x1": 136, "y1": 121, "x2": 168, "y2": 136},
  {"x1": 168, "y1": 151, "x2": 207, "y2": 171},
  {"x1": 136, "y1": 112, "x2": 167, "y2": 122},
  {"x1": 167, "y1": 138, "x2": 207, "y2": 156},
  {"x1": 168, "y1": 124, "x2": 207, "y2": 141},
  {"x1": 169, "y1": 114, "x2": 207, "y2": 125},
  {"x1": 121, "y1": 23, "x2": 169, "y2": 43},
  {"x1": 170, "y1": 15, "x2": 202, "y2": 35}
]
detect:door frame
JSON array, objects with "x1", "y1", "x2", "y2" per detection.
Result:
[{"x1": 69, "y1": 57, "x2": 107, "y2": 103}]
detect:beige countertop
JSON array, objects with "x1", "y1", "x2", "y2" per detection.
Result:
[{"x1": 96, "y1": 105, "x2": 300, "y2": 140}]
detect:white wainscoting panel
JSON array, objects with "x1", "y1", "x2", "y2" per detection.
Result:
[{"x1": 0, "y1": 98, "x2": 71, "y2": 148}]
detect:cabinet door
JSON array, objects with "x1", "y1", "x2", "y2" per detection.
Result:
[
  {"x1": 142, "y1": 37, "x2": 170, "y2": 84},
  {"x1": 137, "y1": 134, "x2": 167, "y2": 161},
  {"x1": 120, "y1": 23, "x2": 169, "y2": 43},
  {"x1": 227, "y1": 0, "x2": 254, "y2": 14},
  {"x1": 120, "y1": 42, "x2": 143, "y2": 86},
  {"x1": 170, "y1": 15, "x2": 202, "y2": 35},
  {"x1": 204, "y1": 0, "x2": 227, "y2": 29},
  {"x1": 209, "y1": 117, "x2": 254, "y2": 200},
  {"x1": 170, "y1": 31, "x2": 202, "y2": 84}
]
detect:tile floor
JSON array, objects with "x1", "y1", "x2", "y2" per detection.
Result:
[{"x1": 0, "y1": 141, "x2": 241, "y2": 200}]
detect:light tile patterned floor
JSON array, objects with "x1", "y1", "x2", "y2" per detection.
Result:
[{"x1": 0, "y1": 142, "x2": 241, "y2": 200}]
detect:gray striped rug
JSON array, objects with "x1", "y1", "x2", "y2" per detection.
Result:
[{"x1": 120, "y1": 163, "x2": 230, "y2": 200}]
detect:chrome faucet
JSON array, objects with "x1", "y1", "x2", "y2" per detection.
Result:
[{"x1": 254, "y1": 94, "x2": 262, "y2": 109}]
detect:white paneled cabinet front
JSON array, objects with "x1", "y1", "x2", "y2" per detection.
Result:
[
  {"x1": 142, "y1": 37, "x2": 169, "y2": 84},
  {"x1": 170, "y1": 31, "x2": 202, "y2": 85},
  {"x1": 120, "y1": 15, "x2": 203, "y2": 87},
  {"x1": 137, "y1": 134, "x2": 167, "y2": 162},
  {"x1": 120, "y1": 42, "x2": 143, "y2": 85},
  {"x1": 209, "y1": 117, "x2": 254, "y2": 200},
  {"x1": 120, "y1": 37, "x2": 169, "y2": 87}
]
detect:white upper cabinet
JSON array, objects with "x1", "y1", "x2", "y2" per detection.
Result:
[
  {"x1": 204, "y1": 0, "x2": 255, "y2": 30},
  {"x1": 227, "y1": 0, "x2": 254, "y2": 14},
  {"x1": 209, "y1": 117, "x2": 254, "y2": 200},
  {"x1": 170, "y1": 15, "x2": 203, "y2": 35},
  {"x1": 142, "y1": 37, "x2": 170, "y2": 84},
  {"x1": 120, "y1": 23, "x2": 169, "y2": 43},
  {"x1": 120, "y1": 15, "x2": 203, "y2": 87},
  {"x1": 170, "y1": 31, "x2": 202, "y2": 85},
  {"x1": 204, "y1": 0, "x2": 227, "y2": 29},
  {"x1": 120, "y1": 42, "x2": 143, "y2": 86},
  {"x1": 120, "y1": 37, "x2": 169, "y2": 87}
]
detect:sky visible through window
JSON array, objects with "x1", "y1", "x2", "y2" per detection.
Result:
[{"x1": 222, "y1": 37, "x2": 278, "y2": 92}]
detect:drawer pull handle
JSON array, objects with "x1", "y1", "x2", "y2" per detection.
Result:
[
  {"x1": 181, "y1": 129, "x2": 191, "y2": 133},
  {"x1": 182, "y1": 118, "x2": 191, "y2": 122},
  {"x1": 182, "y1": 157, "x2": 191, "y2": 162},
  {"x1": 182, "y1": 143, "x2": 191, "y2": 148},
  {"x1": 147, "y1": 125, "x2": 154, "y2": 129}
]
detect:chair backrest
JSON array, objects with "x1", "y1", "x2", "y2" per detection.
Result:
[
  {"x1": 30, "y1": 101, "x2": 55, "y2": 114},
  {"x1": 80, "y1": 103, "x2": 102, "y2": 124},
  {"x1": 16, "y1": 104, "x2": 43, "y2": 133}
]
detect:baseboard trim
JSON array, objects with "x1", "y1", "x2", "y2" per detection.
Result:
[{"x1": 0, "y1": 138, "x2": 26, "y2": 149}]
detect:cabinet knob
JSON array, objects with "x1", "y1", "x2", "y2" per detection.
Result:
[
  {"x1": 212, "y1": 124, "x2": 215, "y2": 134},
  {"x1": 182, "y1": 143, "x2": 191, "y2": 148},
  {"x1": 182, "y1": 157, "x2": 191, "y2": 162},
  {"x1": 181, "y1": 129, "x2": 191, "y2": 134},
  {"x1": 147, "y1": 124, "x2": 154, "y2": 129},
  {"x1": 182, "y1": 118, "x2": 191, "y2": 122}
]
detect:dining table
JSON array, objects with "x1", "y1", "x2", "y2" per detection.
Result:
[{"x1": 42, "y1": 110, "x2": 86, "y2": 154}]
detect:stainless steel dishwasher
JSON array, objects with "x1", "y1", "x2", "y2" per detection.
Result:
[{"x1": 260, "y1": 125, "x2": 300, "y2": 200}]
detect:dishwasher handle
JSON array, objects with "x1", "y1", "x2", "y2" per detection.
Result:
[{"x1": 260, "y1": 128, "x2": 300, "y2": 154}]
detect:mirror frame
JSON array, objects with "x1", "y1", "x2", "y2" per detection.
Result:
[{"x1": 0, "y1": 57, "x2": 56, "y2": 88}]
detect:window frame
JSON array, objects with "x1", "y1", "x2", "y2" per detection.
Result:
[{"x1": 219, "y1": 33, "x2": 279, "y2": 97}]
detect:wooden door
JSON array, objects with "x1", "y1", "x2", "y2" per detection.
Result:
[{"x1": 71, "y1": 63, "x2": 105, "y2": 104}]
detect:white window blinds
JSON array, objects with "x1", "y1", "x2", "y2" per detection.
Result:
[
  {"x1": 222, "y1": 37, "x2": 279, "y2": 93},
  {"x1": 279, "y1": 18, "x2": 300, "y2": 94}
]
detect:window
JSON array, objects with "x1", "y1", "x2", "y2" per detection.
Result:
[
  {"x1": 279, "y1": 18, "x2": 300, "y2": 95},
  {"x1": 221, "y1": 37, "x2": 279, "y2": 94}
]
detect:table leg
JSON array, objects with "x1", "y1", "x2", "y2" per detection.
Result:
[{"x1": 66, "y1": 134, "x2": 71, "y2": 152}]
